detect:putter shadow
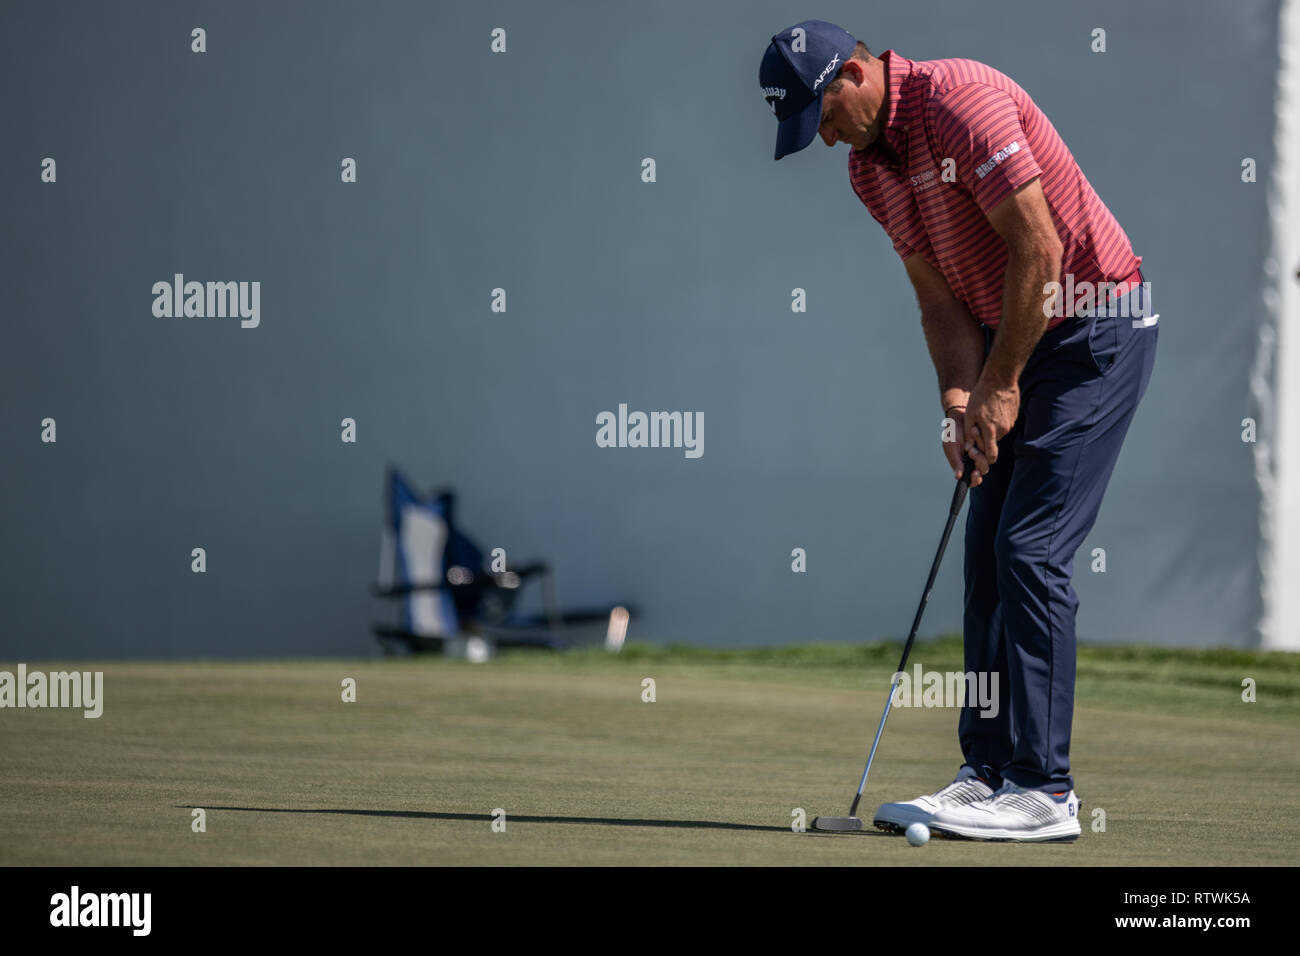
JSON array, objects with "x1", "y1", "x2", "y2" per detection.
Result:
[{"x1": 178, "y1": 806, "x2": 791, "y2": 833}]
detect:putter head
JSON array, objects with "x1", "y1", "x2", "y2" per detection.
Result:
[{"x1": 810, "y1": 815, "x2": 864, "y2": 832}]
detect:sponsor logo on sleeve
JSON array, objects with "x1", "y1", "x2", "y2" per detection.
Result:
[{"x1": 975, "y1": 140, "x2": 1022, "y2": 179}]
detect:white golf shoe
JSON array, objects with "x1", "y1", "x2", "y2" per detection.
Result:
[
  {"x1": 873, "y1": 777, "x2": 995, "y2": 832},
  {"x1": 928, "y1": 780, "x2": 1082, "y2": 842}
]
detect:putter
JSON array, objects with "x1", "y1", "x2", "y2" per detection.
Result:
[{"x1": 811, "y1": 456, "x2": 976, "y2": 833}]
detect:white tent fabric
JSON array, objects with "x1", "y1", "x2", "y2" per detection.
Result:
[{"x1": 1262, "y1": 0, "x2": 1300, "y2": 650}]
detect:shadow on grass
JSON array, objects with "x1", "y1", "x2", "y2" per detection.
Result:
[{"x1": 178, "y1": 805, "x2": 883, "y2": 835}]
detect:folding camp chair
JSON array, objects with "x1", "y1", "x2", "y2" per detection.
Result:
[{"x1": 372, "y1": 467, "x2": 634, "y2": 656}]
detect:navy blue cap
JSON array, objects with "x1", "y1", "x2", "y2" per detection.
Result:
[{"x1": 760, "y1": 20, "x2": 858, "y2": 160}]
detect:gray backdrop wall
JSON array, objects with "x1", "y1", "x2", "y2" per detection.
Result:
[{"x1": 0, "y1": 1, "x2": 1280, "y2": 657}]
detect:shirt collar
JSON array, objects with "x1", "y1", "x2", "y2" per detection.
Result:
[{"x1": 860, "y1": 50, "x2": 914, "y2": 169}]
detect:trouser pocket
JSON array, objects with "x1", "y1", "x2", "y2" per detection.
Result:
[
  {"x1": 1087, "y1": 279, "x2": 1154, "y2": 376},
  {"x1": 1088, "y1": 313, "x2": 1120, "y2": 375}
]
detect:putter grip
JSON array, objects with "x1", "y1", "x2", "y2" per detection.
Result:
[{"x1": 951, "y1": 456, "x2": 975, "y2": 515}]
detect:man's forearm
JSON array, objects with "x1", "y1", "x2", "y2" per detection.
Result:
[
  {"x1": 919, "y1": 300, "x2": 987, "y2": 413},
  {"x1": 980, "y1": 245, "x2": 1061, "y2": 388}
]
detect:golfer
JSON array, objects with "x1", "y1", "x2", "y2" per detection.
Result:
[{"x1": 760, "y1": 20, "x2": 1158, "y2": 841}]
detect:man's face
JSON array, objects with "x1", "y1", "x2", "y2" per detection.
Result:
[{"x1": 817, "y1": 64, "x2": 880, "y2": 150}]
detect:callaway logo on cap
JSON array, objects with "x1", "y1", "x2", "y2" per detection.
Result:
[{"x1": 758, "y1": 20, "x2": 858, "y2": 160}]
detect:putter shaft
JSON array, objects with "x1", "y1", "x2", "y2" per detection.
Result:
[{"x1": 845, "y1": 457, "x2": 974, "y2": 819}]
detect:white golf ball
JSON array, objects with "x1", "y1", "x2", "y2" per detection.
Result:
[{"x1": 905, "y1": 822, "x2": 930, "y2": 846}]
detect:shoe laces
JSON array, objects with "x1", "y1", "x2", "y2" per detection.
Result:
[
  {"x1": 991, "y1": 781, "x2": 1058, "y2": 820},
  {"x1": 934, "y1": 778, "x2": 991, "y2": 802}
]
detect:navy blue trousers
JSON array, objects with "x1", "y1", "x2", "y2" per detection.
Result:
[{"x1": 955, "y1": 278, "x2": 1158, "y2": 793}]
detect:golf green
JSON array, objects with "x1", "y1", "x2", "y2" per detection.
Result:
[{"x1": 1, "y1": 640, "x2": 1295, "y2": 865}]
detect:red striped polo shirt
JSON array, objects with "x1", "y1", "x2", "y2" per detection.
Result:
[{"x1": 849, "y1": 51, "x2": 1141, "y2": 328}]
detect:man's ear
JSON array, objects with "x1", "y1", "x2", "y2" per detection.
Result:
[{"x1": 839, "y1": 58, "x2": 867, "y2": 85}]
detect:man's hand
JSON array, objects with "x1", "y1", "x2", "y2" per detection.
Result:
[
  {"x1": 943, "y1": 406, "x2": 984, "y2": 489},
  {"x1": 963, "y1": 379, "x2": 1020, "y2": 478}
]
